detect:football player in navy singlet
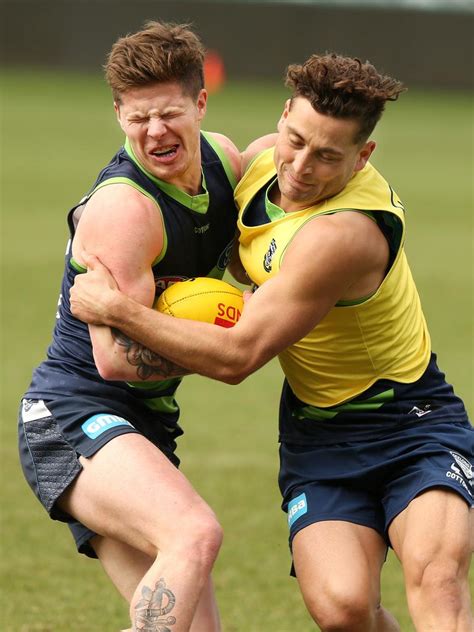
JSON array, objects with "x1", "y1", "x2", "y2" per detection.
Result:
[
  {"x1": 19, "y1": 21, "x2": 241, "y2": 632},
  {"x1": 71, "y1": 53, "x2": 473, "y2": 630}
]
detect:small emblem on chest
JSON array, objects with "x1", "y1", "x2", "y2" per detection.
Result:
[{"x1": 263, "y1": 238, "x2": 277, "y2": 272}]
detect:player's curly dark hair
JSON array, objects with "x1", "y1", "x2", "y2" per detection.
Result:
[
  {"x1": 105, "y1": 20, "x2": 205, "y2": 103},
  {"x1": 286, "y1": 53, "x2": 406, "y2": 143}
]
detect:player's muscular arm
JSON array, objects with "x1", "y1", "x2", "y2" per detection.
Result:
[
  {"x1": 110, "y1": 327, "x2": 191, "y2": 379},
  {"x1": 72, "y1": 211, "x2": 386, "y2": 383},
  {"x1": 72, "y1": 184, "x2": 189, "y2": 381},
  {"x1": 215, "y1": 211, "x2": 389, "y2": 381}
]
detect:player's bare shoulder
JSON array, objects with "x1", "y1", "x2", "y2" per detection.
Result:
[
  {"x1": 72, "y1": 183, "x2": 164, "y2": 268},
  {"x1": 292, "y1": 210, "x2": 386, "y2": 261},
  {"x1": 241, "y1": 134, "x2": 278, "y2": 173},
  {"x1": 285, "y1": 210, "x2": 390, "y2": 301},
  {"x1": 331, "y1": 211, "x2": 389, "y2": 268},
  {"x1": 205, "y1": 131, "x2": 242, "y2": 181}
]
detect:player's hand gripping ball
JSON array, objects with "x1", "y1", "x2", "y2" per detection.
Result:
[{"x1": 155, "y1": 277, "x2": 243, "y2": 328}]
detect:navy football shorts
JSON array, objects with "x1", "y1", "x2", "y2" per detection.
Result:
[
  {"x1": 18, "y1": 396, "x2": 182, "y2": 558},
  {"x1": 281, "y1": 419, "x2": 474, "y2": 547},
  {"x1": 279, "y1": 355, "x2": 473, "y2": 551}
]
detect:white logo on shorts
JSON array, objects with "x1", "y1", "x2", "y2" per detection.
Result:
[
  {"x1": 21, "y1": 399, "x2": 52, "y2": 423},
  {"x1": 450, "y1": 452, "x2": 473, "y2": 481},
  {"x1": 408, "y1": 405, "x2": 432, "y2": 418},
  {"x1": 446, "y1": 451, "x2": 474, "y2": 496}
]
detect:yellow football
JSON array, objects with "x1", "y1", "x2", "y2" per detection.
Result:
[{"x1": 155, "y1": 277, "x2": 243, "y2": 328}]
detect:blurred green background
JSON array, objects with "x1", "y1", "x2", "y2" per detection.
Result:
[
  {"x1": 1, "y1": 65, "x2": 472, "y2": 631},
  {"x1": 2, "y1": 0, "x2": 474, "y2": 623}
]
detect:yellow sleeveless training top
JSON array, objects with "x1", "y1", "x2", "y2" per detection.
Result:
[{"x1": 236, "y1": 148, "x2": 431, "y2": 407}]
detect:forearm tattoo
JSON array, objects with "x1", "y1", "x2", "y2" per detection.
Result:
[
  {"x1": 134, "y1": 578, "x2": 176, "y2": 631},
  {"x1": 112, "y1": 328, "x2": 190, "y2": 380}
]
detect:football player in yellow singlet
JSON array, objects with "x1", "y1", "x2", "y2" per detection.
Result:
[{"x1": 71, "y1": 54, "x2": 473, "y2": 631}]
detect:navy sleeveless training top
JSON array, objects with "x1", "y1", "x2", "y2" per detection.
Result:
[{"x1": 26, "y1": 132, "x2": 237, "y2": 416}]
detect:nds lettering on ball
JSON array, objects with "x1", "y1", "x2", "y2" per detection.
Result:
[{"x1": 155, "y1": 277, "x2": 243, "y2": 328}]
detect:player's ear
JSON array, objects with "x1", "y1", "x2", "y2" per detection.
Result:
[
  {"x1": 114, "y1": 102, "x2": 125, "y2": 131},
  {"x1": 277, "y1": 99, "x2": 291, "y2": 131},
  {"x1": 354, "y1": 140, "x2": 376, "y2": 172},
  {"x1": 196, "y1": 89, "x2": 208, "y2": 120}
]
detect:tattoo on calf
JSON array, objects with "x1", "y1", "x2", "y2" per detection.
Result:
[
  {"x1": 112, "y1": 328, "x2": 190, "y2": 379},
  {"x1": 134, "y1": 578, "x2": 177, "y2": 631}
]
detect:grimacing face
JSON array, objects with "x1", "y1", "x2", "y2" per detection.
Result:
[
  {"x1": 273, "y1": 97, "x2": 375, "y2": 212},
  {"x1": 115, "y1": 82, "x2": 207, "y2": 194}
]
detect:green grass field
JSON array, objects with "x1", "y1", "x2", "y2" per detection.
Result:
[{"x1": 1, "y1": 69, "x2": 472, "y2": 631}]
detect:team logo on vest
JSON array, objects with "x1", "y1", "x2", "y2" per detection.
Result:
[
  {"x1": 217, "y1": 239, "x2": 234, "y2": 271},
  {"x1": 263, "y1": 238, "x2": 277, "y2": 272},
  {"x1": 82, "y1": 414, "x2": 133, "y2": 439},
  {"x1": 287, "y1": 492, "x2": 308, "y2": 528}
]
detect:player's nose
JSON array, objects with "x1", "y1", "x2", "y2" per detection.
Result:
[
  {"x1": 147, "y1": 117, "x2": 168, "y2": 139},
  {"x1": 292, "y1": 151, "x2": 312, "y2": 177}
]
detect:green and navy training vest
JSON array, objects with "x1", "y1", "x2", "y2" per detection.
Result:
[{"x1": 26, "y1": 132, "x2": 237, "y2": 414}]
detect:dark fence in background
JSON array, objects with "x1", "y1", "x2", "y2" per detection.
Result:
[{"x1": 1, "y1": 0, "x2": 473, "y2": 89}]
